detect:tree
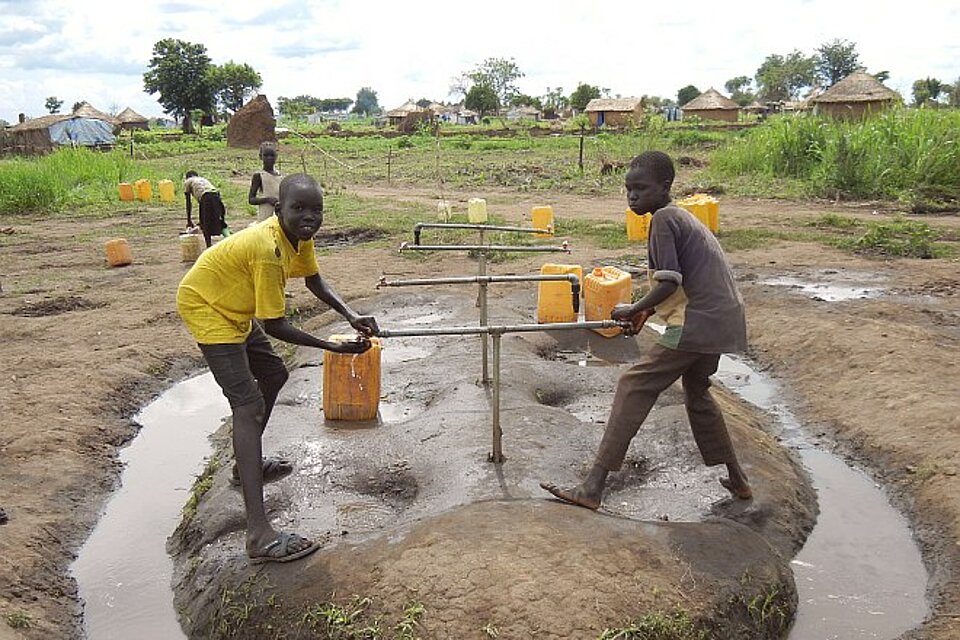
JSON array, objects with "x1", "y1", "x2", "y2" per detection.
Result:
[
  {"x1": 912, "y1": 77, "x2": 948, "y2": 107},
  {"x1": 464, "y1": 84, "x2": 498, "y2": 119},
  {"x1": 211, "y1": 61, "x2": 262, "y2": 113},
  {"x1": 873, "y1": 70, "x2": 891, "y2": 83},
  {"x1": 352, "y1": 87, "x2": 380, "y2": 116},
  {"x1": 569, "y1": 83, "x2": 602, "y2": 112},
  {"x1": 466, "y1": 57, "x2": 524, "y2": 115},
  {"x1": 143, "y1": 38, "x2": 215, "y2": 133},
  {"x1": 71, "y1": 101, "x2": 84, "y2": 113},
  {"x1": 45, "y1": 96, "x2": 63, "y2": 114},
  {"x1": 416, "y1": 98, "x2": 433, "y2": 109},
  {"x1": 724, "y1": 76, "x2": 754, "y2": 106},
  {"x1": 540, "y1": 86, "x2": 568, "y2": 118},
  {"x1": 755, "y1": 51, "x2": 816, "y2": 102},
  {"x1": 510, "y1": 93, "x2": 542, "y2": 110},
  {"x1": 815, "y1": 39, "x2": 862, "y2": 87},
  {"x1": 949, "y1": 78, "x2": 960, "y2": 108},
  {"x1": 677, "y1": 85, "x2": 700, "y2": 106},
  {"x1": 277, "y1": 95, "x2": 322, "y2": 118}
]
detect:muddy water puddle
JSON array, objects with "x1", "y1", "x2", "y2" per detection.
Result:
[
  {"x1": 72, "y1": 373, "x2": 228, "y2": 640},
  {"x1": 715, "y1": 356, "x2": 928, "y2": 639},
  {"x1": 759, "y1": 274, "x2": 884, "y2": 302}
]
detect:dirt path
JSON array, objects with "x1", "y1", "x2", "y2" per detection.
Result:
[{"x1": 0, "y1": 188, "x2": 958, "y2": 638}]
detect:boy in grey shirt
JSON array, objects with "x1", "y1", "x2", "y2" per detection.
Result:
[{"x1": 541, "y1": 150, "x2": 751, "y2": 509}]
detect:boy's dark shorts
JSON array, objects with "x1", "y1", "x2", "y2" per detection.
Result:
[
  {"x1": 199, "y1": 191, "x2": 226, "y2": 237},
  {"x1": 199, "y1": 322, "x2": 287, "y2": 409}
]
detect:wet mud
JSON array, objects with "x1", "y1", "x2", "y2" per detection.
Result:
[{"x1": 169, "y1": 286, "x2": 817, "y2": 638}]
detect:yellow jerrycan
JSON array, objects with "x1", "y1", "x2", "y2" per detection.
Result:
[
  {"x1": 537, "y1": 263, "x2": 583, "y2": 324},
  {"x1": 323, "y1": 336, "x2": 382, "y2": 421},
  {"x1": 584, "y1": 266, "x2": 632, "y2": 337},
  {"x1": 104, "y1": 238, "x2": 133, "y2": 267}
]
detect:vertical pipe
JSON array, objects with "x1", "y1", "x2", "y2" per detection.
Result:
[
  {"x1": 478, "y1": 229, "x2": 489, "y2": 384},
  {"x1": 491, "y1": 332, "x2": 503, "y2": 463}
]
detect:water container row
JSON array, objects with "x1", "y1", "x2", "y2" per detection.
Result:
[
  {"x1": 442, "y1": 198, "x2": 555, "y2": 236},
  {"x1": 118, "y1": 179, "x2": 177, "y2": 203},
  {"x1": 537, "y1": 264, "x2": 632, "y2": 337}
]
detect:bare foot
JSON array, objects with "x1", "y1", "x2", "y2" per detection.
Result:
[
  {"x1": 720, "y1": 477, "x2": 753, "y2": 500},
  {"x1": 539, "y1": 482, "x2": 601, "y2": 510}
]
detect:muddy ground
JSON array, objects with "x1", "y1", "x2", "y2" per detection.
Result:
[{"x1": 0, "y1": 186, "x2": 958, "y2": 639}]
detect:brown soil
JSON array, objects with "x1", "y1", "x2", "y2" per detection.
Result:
[
  {"x1": 226, "y1": 94, "x2": 277, "y2": 149},
  {"x1": 0, "y1": 188, "x2": 959, "y2": 638}
]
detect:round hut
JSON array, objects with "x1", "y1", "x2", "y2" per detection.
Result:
[
  {"x1": 117, "y1": 107, "x2": 149, "y2": 131},
  {"x1": 810, "y1": 72, "x2": 900, "y2": 120},
  {"x1": 681, "y1": 88, "x2": 741, "y2": 123}
]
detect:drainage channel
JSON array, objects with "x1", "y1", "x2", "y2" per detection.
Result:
[
  {"x1": 715, "y1": 355, "x2": 928, "y2": 639},
  {"x1": 71, "y1": 373, "x2": 229, "y2": 640},
  {"x1": 72, "y1": 356, "x2": 929, "y2": 640}
]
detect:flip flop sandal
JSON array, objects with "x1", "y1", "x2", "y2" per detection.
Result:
[
  {"x1": 249, "y1": 532, "x2": 322, "y2": 564},
  {"x1": 230, "y1": 457, "x2": 294, "y2": 487}
]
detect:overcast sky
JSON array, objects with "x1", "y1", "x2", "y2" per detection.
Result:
[{"x1": 1, "y1": 0, "x2": 958, "y2": 123}]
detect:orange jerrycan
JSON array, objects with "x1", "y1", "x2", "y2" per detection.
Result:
[
  {"x1": 626, "y1": 210, "x2": 652, "y2": 242},
  {"x1": 584, "y1": 266, "x2": 632, "y2": 337},
  {"x1": 118, "y1": 183, "x2": 135, "y2": 201},
  {"x1": 104, "y1": 238, "x2": 132, "y2": 267},
  {"x1": 537, "y1": 263, "x2": 583, "y2": 324},
  {"x1": 323, "y1": 336, "x2": 382, "y2": 421},
  {"x1": 531, "y1": 205, "x2": 554, "y2": 237}
]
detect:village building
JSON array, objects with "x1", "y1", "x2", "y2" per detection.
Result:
[
  {"x1": 116, "y1": 107, "x2": 149, "y2": 131},
  {"x1": 681, "y1": 88, "x2": 740, "y2": 122},
  {"x1": 584, "y1": 97, "x2": 644, "y2": 128},
  {"x1": 810, "y1": 72, "x2": 900, "y2": 119},
  {"x1": 1, "y1": 102, "x2": 118, "y2": 154}
]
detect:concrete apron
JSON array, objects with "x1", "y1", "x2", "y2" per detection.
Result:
[{"x1": 170, "y1": 288, "x2": 816, "y2": 639}]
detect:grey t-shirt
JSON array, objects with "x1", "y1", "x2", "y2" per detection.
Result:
[{"x1": 647, "y1": 204, "x2": 747, "y2": 354}]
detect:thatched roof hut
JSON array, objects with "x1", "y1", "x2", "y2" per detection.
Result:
[
  {"x1": 681, "y1": 88, "x2": 740, "y2": 122},
  {"x1": 73, "y1": 102, "x2": 120, "y2": 128},
  {"x1": 386, "y1": 101, "x2": 425, "y2": 127},
  {"x1": 584, "y1": 97, "x2": 643, "y2": 128},
  {"x1": 117, "y1": 107, "x2": 149, "y2": 131},
  {"x1": 810, "y1": 72, "x2": 899, "y2": 119},
  {"x1": 1, "y1": 104, "x2": 118, "y2": 155}
]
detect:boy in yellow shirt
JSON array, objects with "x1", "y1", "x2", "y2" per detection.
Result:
[{"x1": 177, "y1": 173, "x2": 378, "y2": 563}]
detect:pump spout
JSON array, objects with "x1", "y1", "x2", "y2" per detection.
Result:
[
  {"x1": 413, "y1": 223, "x2": 424, "y2": 246},
  {"x1": 566, "y1": 273, "x2": 581, "y2": 313}
]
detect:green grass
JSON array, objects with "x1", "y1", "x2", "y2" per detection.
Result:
[
  {"x1": 834, "y1": 216, "x2": 950, "y2": 258},
  {"x1": 708, "y1": 108, "x2": 960, "y2": 207},
  {"x1": 4, "y1": 611, "x2": 32, "y2": 629},
  {"x1": 804, "y1": 213, "x2": 862, "y2": 229},
  {"x1": 182, "y1": 457, "x2": 220, "y2": 521},
  {"x1": 599, "y1": 609, "x2": 705, "y2": 640}
]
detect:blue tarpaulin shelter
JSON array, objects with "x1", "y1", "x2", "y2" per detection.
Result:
[
  {"x1": 1, "y1": 102, "x2": 119, "y2": 154},
  {"x1": 47, "y1": 117, "x2": 116, "y2": 146}
]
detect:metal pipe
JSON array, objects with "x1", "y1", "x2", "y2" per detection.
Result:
[
  {"x1": 413, "y1": 222, "x2": 552, "y2": 245},
  {"x1": 478, "y1": 230, "x2": 488, "y2": 384},
  {"x1": 376, "y1": 319, "x2": 626, "y2": 338},
  {"x1": 491, "y1": 333, "x2": 503, "y2": 463},
  {"x1": 399, "y1": 241, "x2": 570, "y2": 253},
  {"x1": 378, "y1": 273, "x2": 581, "y2": 314}
]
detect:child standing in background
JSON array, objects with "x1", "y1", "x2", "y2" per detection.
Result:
[
  {"x1": 248, "y1": 141, "x2": 282, "y2": 222},
  {"x1": 184, "y1": 170, "x2": 228, "y2": 248}
]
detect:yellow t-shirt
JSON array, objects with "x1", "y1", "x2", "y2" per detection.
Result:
[{"x1": 176, "y1": 217, "x2": 319, "y2": 344}]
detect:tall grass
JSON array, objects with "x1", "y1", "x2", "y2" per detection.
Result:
[
  {"x1": 709, "y1": 108, "x2": 960, "y2": 206},
  {"x1": 0, "y1": 148, "x2": 166, "y2": 215}
]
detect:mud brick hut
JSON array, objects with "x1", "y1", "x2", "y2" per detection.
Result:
[
  {"x1": 226, "y1": 94, "x2": 277, "y2": 148},
  {"x1": 810, "y1": 72, "x2": 900, "y2": 120},
  {"x1": 117, "y1": 107, "x2": 149, "y2": 131},
  {"x1": 584, "y1": 97, "x2": 644, "y2": 128},
  {"x1": 385, "y1": 100, "x2": 426, "y2": 128},
  {"x1": 1, "y1": 102, "x2": 118, "y2": 155},
  {"x1": 681, "y1": 88, "x2": 740, "y2": 122}
]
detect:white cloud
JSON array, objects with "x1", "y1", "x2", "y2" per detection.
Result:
[{"x1": 0, "y1": 0, "x2": 957, "y2": 123}]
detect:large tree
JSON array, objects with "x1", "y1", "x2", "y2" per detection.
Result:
[
  {"x1": 677, "y1": 85, "x2": 700, "y2": 106},
  {"x1": 950, "y1": 78, "x2": 960, "y2": 108},
  {"x1": 815, "y1": 38, "x2": 862, "y2": 87},
  {"x1": 143, "y1": 38, "x2": 215, "y2": 133},
  {"x1": 464, "y1": 84, "x2": 498, "y2": 119},
  {"x1": 912, "y1": 77, "x2": 948, "y2": 107},
  {"x1": 755, "y1": 50, "x2": 816, "y2": 102},
  {"x1": 352, "y1": 87, "x2": 380, "y2": 116},
  {"x1": 569, "y1": 83, "x2": 602, "y2": 112},
  {"x1": 540, "y1": 86, "x2": 568, "y2": 118},
  {"x1": 44, "y1": 96, "x2": 63, "y2": 114},
  {"x1": 724, "y1": 76, "x2": 754, "y2": 106},
  {"x1": 466, "y1": 57, "x2": 524, "y2": 115},
  {"x1": 212, "y1": 61, "x2": 262, "y2": 113}
]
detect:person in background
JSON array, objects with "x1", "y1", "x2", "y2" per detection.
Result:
[
  {"x1": 184, "y1": 170, "x2": 228, "y2": 247},
  {"x1": 540, "y1": 150, "x2": 752, "y2": 510},
  {"x1": 248, "y1": 141, "x2": 282, "y2": 223}
]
